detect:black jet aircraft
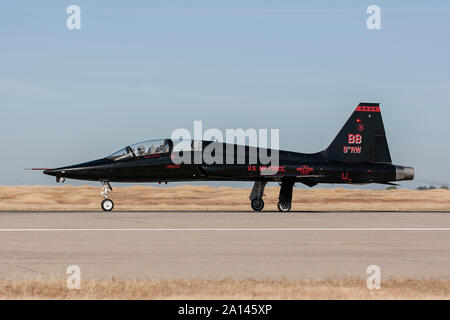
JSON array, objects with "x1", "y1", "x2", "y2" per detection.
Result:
[{"x1": 39, "y1": 103, "x2": 414, "y2": 212}]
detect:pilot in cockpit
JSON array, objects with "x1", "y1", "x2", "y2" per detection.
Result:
[{"x1": 137, "y1": 145, "x2": 146, "y2": 156}]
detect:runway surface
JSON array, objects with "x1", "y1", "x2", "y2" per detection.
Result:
[{"x1": 1, "y1": 211, "x2": 449, "y2": 279}]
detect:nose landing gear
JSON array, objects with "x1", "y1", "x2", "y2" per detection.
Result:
[
  {"x1": 56, "y1": 175, "x2": 65, "y2": 183},
  {"x1": 100, "y1": 181, "x2": 114, "y2": 212}
]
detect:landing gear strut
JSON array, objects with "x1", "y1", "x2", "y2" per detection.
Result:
[
  {"x1": 277, "y1": 180, "x2": 295, "y2": 212},
  {"x1": 249, "y1": 181, "x2": 267, "y2": 211},
  {"x1": 100, "y1": 181, "x2": 114, "y2": 212}
]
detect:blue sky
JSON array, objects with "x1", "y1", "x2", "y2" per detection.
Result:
[{"x1": 0, "y1": 1, "x2": 449, "y2": 188}]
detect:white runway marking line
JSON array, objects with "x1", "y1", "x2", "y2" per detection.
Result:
[{"x1": 0, "y1": 227, "x2": 449, "y2": 232}]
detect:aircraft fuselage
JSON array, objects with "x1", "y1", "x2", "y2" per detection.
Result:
[{"x1": 41, "y1": 103, "x2": 414, "y2": 212}]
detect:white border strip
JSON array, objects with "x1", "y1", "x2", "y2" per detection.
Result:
[{"x1": 0, "y1": 227, "x2": 449, "y2": 232}]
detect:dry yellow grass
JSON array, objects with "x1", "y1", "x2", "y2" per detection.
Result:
[
  {"x1": 1, "y1": 277, "x2": 449, "y2": 299},
  {"x1": 0, "y1": 185, "x2": 448, "y2": 211}
]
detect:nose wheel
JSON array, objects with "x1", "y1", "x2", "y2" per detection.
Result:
[
  {"x1": 101, "y1": 198, "x2": 114, "y2": 211},
  {"x1": 100, "y1": 181, "x2": 114, "y2": 212}
]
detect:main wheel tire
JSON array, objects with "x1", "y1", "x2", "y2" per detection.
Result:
[
  {"x1": 277, "y1": 200, "x2": 291, "y2": 212},
  {"x1": 101, "y1": 199, "x2": 114, "y2": 212},
  {"x1": 251, "y1": 198, "x2": 264, "y2": 211}
]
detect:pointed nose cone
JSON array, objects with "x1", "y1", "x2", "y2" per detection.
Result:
[
  {"x1": 44, "y1": 169, "x2": 64, "y2": 177},
  {"x1": 43, "y1": 158, "x2": 111, "y2": 181}
]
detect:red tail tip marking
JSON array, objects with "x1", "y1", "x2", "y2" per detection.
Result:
[{"x1": 356, "y1": 106, "x2": 380, "y2": 112}]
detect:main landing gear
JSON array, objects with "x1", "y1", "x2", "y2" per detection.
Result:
[
  {"x1": 249, "y1": 181, "x2": 267, "y2": 212},
  {"x1": 277, "y1": 180, "x2": 295, "y2": 212},
  {"x1": 100, "y1": 181, "x2": 114, "y2": 211},
  {"x1": 249, "y1": 180, "x2": 294, "y2": 212}
]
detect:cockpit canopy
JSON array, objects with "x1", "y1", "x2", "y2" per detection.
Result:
[
  {"x1": 107, "y1": 139, "x2": 171, "y2": 161},
  {"x1": 106, "y1": 139, "x2": 203, "y2": 161}
]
